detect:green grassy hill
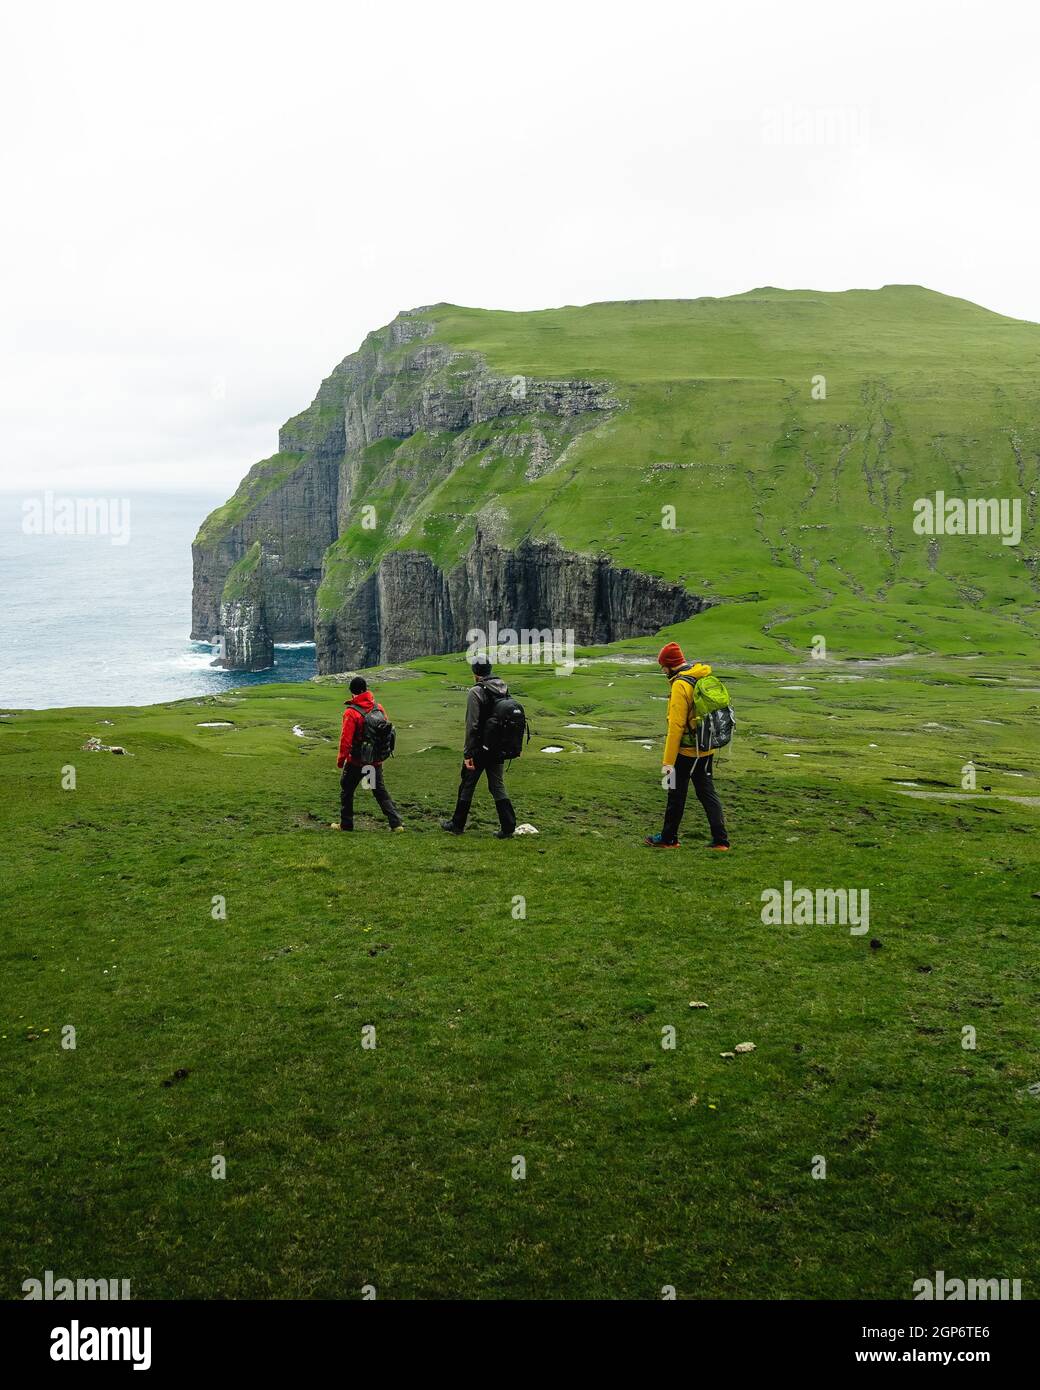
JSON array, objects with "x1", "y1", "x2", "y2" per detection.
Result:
[
  {"x1": 194, "y1": 287, "x2": 1040, "y2": 671},
  {"x1": 417, "y1": 287, "x2": 1040, "y2": 658}
]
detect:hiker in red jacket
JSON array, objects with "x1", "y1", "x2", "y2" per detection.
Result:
[{"x1": 332, "y1": 677, "x2": 404, "y2": 832}]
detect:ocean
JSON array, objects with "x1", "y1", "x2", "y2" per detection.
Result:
[{"x1": 1, "y1": 490, "x2": 317, "y2": 709}]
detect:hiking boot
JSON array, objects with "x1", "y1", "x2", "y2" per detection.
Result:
[
  {"x1": 495, "y1": 798, "x2": 517, "y2": 839},
  {"x1": 392, "y1": 825, "x2": 405, "y2": 833},
  {"x1": 644, "y1": 833, "x2": 679, "y2": 848},
  {"x1": 442, "y1": 795, "x2": 470, "y2": 835},
  {"x1": 710, "y1": 843, "x2": 730, "y2": 851}
]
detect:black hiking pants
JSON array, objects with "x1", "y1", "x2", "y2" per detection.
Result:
[
  {"x1": 340, "y1": 762, "x2": 402, "y2": 830},
  {"x1": 661, "y1": 753, "x2": 728, "y2": 846},
  {"x1": 451, "y1": 756, "x2": 516, "y2": 834}
]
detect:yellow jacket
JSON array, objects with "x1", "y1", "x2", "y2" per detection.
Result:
[{"x1": 663, "y1": 662, "x2": 713, "y2": 765}]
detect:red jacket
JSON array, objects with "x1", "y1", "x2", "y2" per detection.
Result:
[{"x1": 337, "y1": 691, "x2": 388, "y2": 768}]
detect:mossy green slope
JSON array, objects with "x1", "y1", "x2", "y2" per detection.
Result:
[
  {"x1": 196, "y1": 453, "x2": 304, "y2": 551},
  {"x1": 416, "y1": 288, "x2": 1040, "y2": 658}
]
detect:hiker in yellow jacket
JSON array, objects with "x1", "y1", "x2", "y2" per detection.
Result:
[{"x1": 644, "y1": 642, "x2": 730, "y2": 849}]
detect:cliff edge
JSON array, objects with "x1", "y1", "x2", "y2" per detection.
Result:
[{"x1": 192, "y1": 308, "x2": 704, "y2": 671}]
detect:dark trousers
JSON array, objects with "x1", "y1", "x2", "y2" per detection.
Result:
[
  {"x1": 340, "y1": 762, "x2": 402, "y2": 830},
  {"x1": 452, "y1": 756, "x2": 515, "y2": 833},
  {"x1": 662, "y1": 753, "x2": 728, "y2": 846}
]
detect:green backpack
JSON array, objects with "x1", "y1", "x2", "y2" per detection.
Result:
[
  {"x1": 691, "y1": 673, "x2": 730, "y2": 718},
  {"x1": 675, "y1": 671, "x2": 736, "y2": 751}
]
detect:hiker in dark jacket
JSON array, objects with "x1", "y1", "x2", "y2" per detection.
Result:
[
  {"x1": 441, "y1": 660, "x2": 517, "y2": 838},
  {"x1": 333, "y1": 677, "x2": 404, "y2": 832}
]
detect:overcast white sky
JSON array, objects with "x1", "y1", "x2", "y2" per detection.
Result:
[{"x1": 2, "y1": 0, "x2": 1038, "y2": 493}]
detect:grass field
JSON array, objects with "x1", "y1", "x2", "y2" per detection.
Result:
[{"x1": 3, "y1": 643, "x2": 1038, "y2": 1299}]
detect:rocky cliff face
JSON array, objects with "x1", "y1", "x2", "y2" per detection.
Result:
[
  {"x1": 315, "y1": 534, "x2": 707, "y2": 672},
  {"x1": 217, "y1": 596, "x2": 273, "y2": 672},
  {"x1": 192, "y1": 308, "x2": 705, "y2": 671},
  {"x1": 191, "y1": 456, "x2": 338, "y2": 644}
]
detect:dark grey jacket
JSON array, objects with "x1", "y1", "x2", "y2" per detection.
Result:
[{"x1": 464, "y1": 676, "x2": 509, "y2": 759}]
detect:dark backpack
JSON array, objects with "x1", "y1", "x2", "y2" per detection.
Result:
[
  {"x1": 674, "y1": 671, "x2": 736, "y2": 752},
  {"x1": 698, "y1": 704, "x2": 736, "y2": 752},
  {"x1": 349, "y1": 702, "x2": 396, "y2": 764},
  {"x1": 480, "y1": 689, "x2": 529, "y2": 761}
]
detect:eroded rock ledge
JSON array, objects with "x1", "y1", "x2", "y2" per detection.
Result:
[{"x1": 315, "y1": 533, "x2": 708, "y2": 672}]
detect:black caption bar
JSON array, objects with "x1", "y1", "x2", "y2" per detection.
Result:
[{"x1": 1, "y1": 1298, "x2": 1031, "y2": 1375}]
